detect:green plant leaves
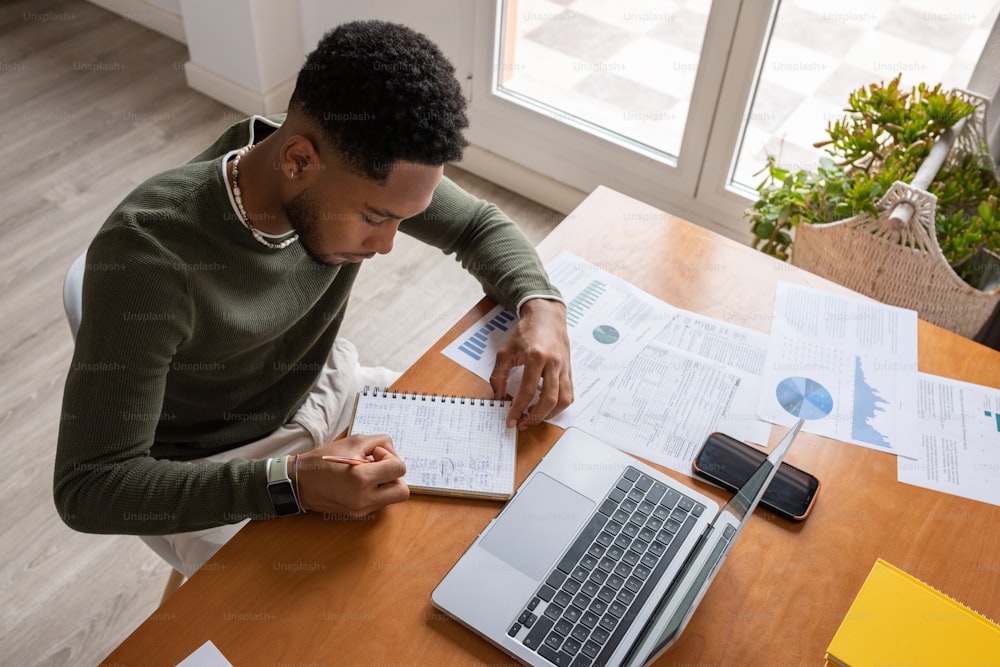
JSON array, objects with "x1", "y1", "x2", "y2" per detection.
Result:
[{"x1": 745, "y1": 73, "x2": 997, "y2": 288}]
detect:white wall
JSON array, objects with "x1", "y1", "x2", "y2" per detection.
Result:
[
  {"x1": 87, "y1": 0, "x2": 185, "y2": 42},
  {"x1": 180, "y1": 0, "x2": 262, "y2": 92},
  {"x1": 178, "y1": 0, "x2": 303, "y2": 114},
  {"x1": 251, "y1": 1, "x2": 303, "y2": 93},
  {"x1": 177, "y1": 0, "x2": 302, "y2": 94},
  {"x1": 93, "y1": 0, "x2": 475, "y2": 115}
]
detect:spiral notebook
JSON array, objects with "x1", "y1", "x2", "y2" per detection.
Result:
[{"x1": 347, "y1": 387, "x2": 518, "y2": 500}]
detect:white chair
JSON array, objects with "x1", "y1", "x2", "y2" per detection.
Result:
[{"x1": 62, "y1": 250, "x2": 186, "y2": 604}]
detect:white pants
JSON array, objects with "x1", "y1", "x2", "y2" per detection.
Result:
[{"x1": 140, "y1": 339, "x2": 400, "y2": 578}]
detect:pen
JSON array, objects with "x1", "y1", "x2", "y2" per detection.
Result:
[{"x1": 321, "y1": 455, "x2": 373, "y2": 466}]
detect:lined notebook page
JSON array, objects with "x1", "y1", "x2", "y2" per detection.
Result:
[{"x1": 348, "y1": 388, "x2": 517, "y2": 499}]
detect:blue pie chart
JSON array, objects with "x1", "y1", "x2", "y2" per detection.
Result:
[
  {"x1": 776, "y1": 376, "x2": 833, "y2": 420},
  {"x1": 592, "y1": 325, "x2": 620, "y2": 345}
]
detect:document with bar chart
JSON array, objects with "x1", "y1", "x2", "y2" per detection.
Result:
[
  {"x1": 443, "y1": 252, "x2": 667, "y2": 418},
  {"x1": 443, "y1": 253, "x2": 667, "y2": 413},
  {"x1": 441, "y1": 304, "x2": 519, "y2": 382}
]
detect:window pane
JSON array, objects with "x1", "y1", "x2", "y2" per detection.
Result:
[
  {"x1": 732, "y1": 0, "x2": 1000, "y2": 190},
  {"x1": 498, "y1": 0, "x2": 711, "y2": 159}
]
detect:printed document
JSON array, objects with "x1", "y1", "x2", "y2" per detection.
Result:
[
  {"x1": 897, "y1": 374, "x2": 1000, "y2": 507},
  {"x1": 443, "y1": 252, "x2": 666, "y2": 423},
  {"x1": 443, "y1": 251, "x2": 772, "y2": 474},
  {"x1": 176, "y1": 641, "x2": 234, "y2": 667},
  {"x1": 758, "y1": 283, "x2": 919, "y2": 457},
  {"x1": 567, "y1": 341, "x2": 770, "y2": 472}
]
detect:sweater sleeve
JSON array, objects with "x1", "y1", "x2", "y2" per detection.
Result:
[
  {"x1": 53, "y1": 224, "x2": 275, "y2": 535},
  {"x1": 399, "y1": 176, "x2": 562, "y2": 310}
]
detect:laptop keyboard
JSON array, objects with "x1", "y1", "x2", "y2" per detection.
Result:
[{"x1": 506, "y1": 466, "x2": 705, "y2": 667}]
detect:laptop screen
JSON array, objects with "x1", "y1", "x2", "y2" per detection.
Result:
[{"x1": 622, "y1": 418, "x2": 805, "y2": 666}]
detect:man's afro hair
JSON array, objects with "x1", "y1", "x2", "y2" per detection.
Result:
[{"x1": 289, "y1": 20, "x2": 469, "y2": 181}]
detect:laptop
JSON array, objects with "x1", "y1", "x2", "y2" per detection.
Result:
[{"x1": 432, "y1": 420, "x2": 804, "y2": 666}]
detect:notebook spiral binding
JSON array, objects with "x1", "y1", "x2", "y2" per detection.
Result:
[
  {"x1": 362, "y1": 386, "x2": 512, "y2": 407},
  {"x1": 927, "y1": 577, "x2": 1000, "y2": 625}
]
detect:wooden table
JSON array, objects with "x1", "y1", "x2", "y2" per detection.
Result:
[{"x1": 104, "y1": 187, "x2": 1000, "y2": 666}]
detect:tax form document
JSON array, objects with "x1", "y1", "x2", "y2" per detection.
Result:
[{"x1": 757, "y1": 282, "x2": 919, "y2": 457}]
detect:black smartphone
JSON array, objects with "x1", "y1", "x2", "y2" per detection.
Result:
[{"x1": 692, "y1": 432, "x2": 820, "y2": 521}]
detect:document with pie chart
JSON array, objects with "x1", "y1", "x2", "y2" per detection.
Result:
[
  {"x1": 443, "y1": 251, "x2": 667, "y2": 424},
  {"x1": 758, "y1": 282, "x2": 919, "y2": 458}
]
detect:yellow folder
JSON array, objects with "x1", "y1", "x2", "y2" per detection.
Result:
[{"x1": 825, "y1": 558, "x2": 1000, "y2": 667}]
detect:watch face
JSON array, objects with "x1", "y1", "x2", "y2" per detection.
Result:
[{"x1": 268, "y1": 480, "x2": 300, "y2": 516}]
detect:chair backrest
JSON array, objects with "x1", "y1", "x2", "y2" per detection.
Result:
[{"x1": 63, "y1": 251, "x2": 87, "y2": 341}]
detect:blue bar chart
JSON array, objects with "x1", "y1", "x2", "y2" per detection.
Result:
[
  {"x1": 456, "y1": 308, "x2": 516, "y2": 362},
  {"x1": 566, "y1": 280, "x2": 606, "y2": 327}
]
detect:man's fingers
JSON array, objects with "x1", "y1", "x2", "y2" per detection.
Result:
[
  {"x1": 360, "y1": 450, "x2": 407, "y2": 485},
  {"x1": 512, "y1": 360, "x2": 573, "y2": 428},
  {"x1": 369, "y1": 445, "x2": 395, "y2": 461},
  {"x1": 490, "y1": 356, "x2": 513, "y2": 400},
  {"x1": 529, "y1": 372, "x2": 561, "y2": 422},
  {"x1": 358, "y1": 433, "x2": 397, "y2": 457},
  {"x1": 332, "y1": 478, "x2": 410, "y2": 519},
  {"x1": 508, "y1": 364, "x2": 542, "y2": 428},
  {"x1": 488, "y1": 297, "x2": 575, "y2": 431},
  {"x1": 551, "y1": 364, "x2": 575, "y2": 416},
  {"x1": 371, "y1": 478, "x2": 409, "y2": 506}
]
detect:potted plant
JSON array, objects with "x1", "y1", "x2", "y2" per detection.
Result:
[{"x1": 746, "y1": 75, "x2": 1000, "y2": 292}]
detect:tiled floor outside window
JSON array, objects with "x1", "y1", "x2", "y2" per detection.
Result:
[{"x1": 502, "y1": 0, "x2": 999, "y2": 188}]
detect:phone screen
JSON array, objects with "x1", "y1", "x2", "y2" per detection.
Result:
[{"x1": 692, "y1": 433, "x2": 820, "y2": 521}]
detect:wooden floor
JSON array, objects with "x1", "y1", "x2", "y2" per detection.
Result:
[{"x1": 0, "y1": 1, "x2": 561, "y2": 664}]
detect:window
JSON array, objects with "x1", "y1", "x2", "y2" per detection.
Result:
[{"x1": 468, "y1": 0, "x2": 999, "y2": 239}]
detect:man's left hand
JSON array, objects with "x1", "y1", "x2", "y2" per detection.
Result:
[{"x1": 490, "y1": 298, "x2": 573, "y2": 430}]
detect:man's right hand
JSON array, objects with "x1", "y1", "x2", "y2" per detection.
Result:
[{"x1": 294, "y1": 434, "x2": 409, "y2": 517}]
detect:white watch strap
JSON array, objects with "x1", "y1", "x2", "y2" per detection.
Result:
[{"x1": 267, "y1": 456, "x2": 290, "y2": 483}]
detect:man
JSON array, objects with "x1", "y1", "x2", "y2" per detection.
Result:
[{"x1": 54, "y1": 20, "x2": 572, "y2": 576}]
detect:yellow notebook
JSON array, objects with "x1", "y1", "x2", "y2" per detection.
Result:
[
  {"x1": 347, "y1": 387, "x2": 517, "y2": 500},
  {"x1": 826, "y1": 558, "x2": 1000, "y2": 666}
]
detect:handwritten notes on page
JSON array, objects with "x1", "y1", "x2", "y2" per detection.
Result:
[{"x1": 348, "y1": 388, "x2": 517, "y2": 500}]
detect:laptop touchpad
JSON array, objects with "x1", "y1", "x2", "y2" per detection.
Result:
[{"x1": 480, "y1": 472, "x2": 595, "y2": 581}]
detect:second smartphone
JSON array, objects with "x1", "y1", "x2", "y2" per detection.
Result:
[{"x1": 692, "y1": 432, "x2": 820, "y2": 521}]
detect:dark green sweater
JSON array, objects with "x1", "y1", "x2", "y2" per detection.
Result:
[{"x1": 54, "y1": 116, "x2": 560, "y2": 534}]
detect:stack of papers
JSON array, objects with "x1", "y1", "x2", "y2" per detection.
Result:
[
  {"x1": 444, "y1": 251, "x2": 1000, "y2": 507},
  {"x1": 444, "y1": 252, "x2": 771, "y2": 474}
]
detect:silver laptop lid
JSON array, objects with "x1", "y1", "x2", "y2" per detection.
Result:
[{"x1": 623, "y1": 418, "x2": 806, "y2": 666}]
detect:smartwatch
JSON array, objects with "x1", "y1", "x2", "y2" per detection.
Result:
[{"x1": 266, "y1": 456, "x2": 302, "y2": 516}]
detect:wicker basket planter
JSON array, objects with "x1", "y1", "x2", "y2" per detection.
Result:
[{"x1": 790, "y1": 91, "x2": 1000, "y2": 340}]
